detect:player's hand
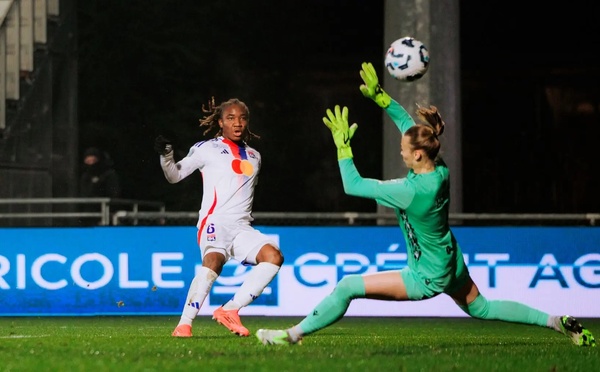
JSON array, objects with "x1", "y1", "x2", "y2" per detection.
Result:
[
  {"x1": 154, "y1": 135, "x2": 173, "y2": 156},
  {"x1": 359, "y1": 62, "x2": 391, "y2": 109},
  {"x1": 322, "y1": 105, "x2": 358, "y2": 160}
]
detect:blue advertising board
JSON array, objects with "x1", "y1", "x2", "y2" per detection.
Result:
[{"x1": 0, "y1": 226, "x2": 599, "y2": 317}]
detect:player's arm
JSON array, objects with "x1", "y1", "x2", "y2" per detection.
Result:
[
  {"x1": 338, "y1": 159, "x2": 414, "y2": 209},
  {"x1": 154, "y1": 135, "x2": 197, "y2": 183},
  {"x1": 359, "y1": 62, "x2": 416, "y2": 134},
  {"x1": 385, "y1": 100, "x2": 416, "y2": 134},
  {"x1": 323, "y1": 105, "x2": 415, "y2": 209}
]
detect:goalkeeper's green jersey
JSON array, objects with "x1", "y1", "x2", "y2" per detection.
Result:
[{"x1": 338, "y1": 99, "x2": 464, "y2": 293}]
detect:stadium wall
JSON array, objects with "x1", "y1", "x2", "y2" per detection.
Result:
[{"x1": 1, "y1": 226, "x2": 599, "y2": 317}]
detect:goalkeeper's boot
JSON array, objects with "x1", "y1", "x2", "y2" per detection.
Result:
[
  {"x1": 212, "y1": 306, "x2": 250, "y2": 337},
  {"x1": 256, "y1": 329, "x2": 301, "y2": 345},
  {"x1": 171, "y1": 324, "x2": 192, "y2": 338},
  {"x1": 558, "y1": 315, "x2": 596, "y2": 347}
]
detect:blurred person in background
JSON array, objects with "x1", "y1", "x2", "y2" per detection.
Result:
[
  {"x1": 155, "y1": 97, "x2": 284, "y2": 338},
  {"x1": 255, "y1": 63, "x2": 596, "y2": 348},
  {"x1": 79, "y1": 147, "x2": 121, "y2": 225},
  {"x1": 80, "y1": 147, "x2": 121, "y2": 198}
]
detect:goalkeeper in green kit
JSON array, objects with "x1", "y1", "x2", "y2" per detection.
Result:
[{"x1": 256, "y1": 62, "x2": 596, "y2": 347}]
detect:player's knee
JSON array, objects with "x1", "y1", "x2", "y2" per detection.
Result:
[
  {"x1": 334, "y1": 274, "x2": 365, "y2": 301},
  {"x1": 461, "y1": 294, "x2": 490, "y2": 320},
  {"x1": 256, "y1": 244, "x2": 284, "y2": 266},
  {"x1": 202, "y1": 252, "x2": 226, "y2": 275}
]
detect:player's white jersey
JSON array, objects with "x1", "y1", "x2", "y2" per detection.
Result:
[{"x1": 160, "y1": 136, "x2": 261, "y2": 227}]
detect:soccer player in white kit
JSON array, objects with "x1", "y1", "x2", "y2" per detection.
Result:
[{"x1": 155, "y1": 97, "x2": 284, "y2": 337}]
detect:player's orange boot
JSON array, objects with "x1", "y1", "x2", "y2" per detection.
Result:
[
  {"x1": 171, "y1": 324, "x2": 192, "y2": 337},
  {"x1": 212, "y1": 306, "x2": 250, "y2": 337}
]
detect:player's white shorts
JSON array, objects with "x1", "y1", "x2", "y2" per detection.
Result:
[{"x1": 197, "y1": 218, "x2": 279, "y2": 265}]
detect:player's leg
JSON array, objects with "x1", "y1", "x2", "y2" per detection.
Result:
[
  {"x1": 173, "y1": 223, "x2": 230, "y2": 337},
  {"x1": 221, "y1": 243, "x2": 283, "y2": 311},
  {"x1": 172, "y1": 251, "x2": 225, "y2": 337},
  {"x1": 450, "y1": 275, "x2": 551, "y2": 326},
  {"x1": 297, "y1": 270, "x2": 410, "y2": 332},
  {"x1": 258, "y1": 270, "x2": 409, "y2": 345},
  {"x1": 258, "y1": 273, "x2": 367, "y2": 345},
  {"x1": 214, "y1": 229, "x2": 282, "y2": 336},
  {"x1": 449, "y1": 275, "x2": 595, "y2": 346}
]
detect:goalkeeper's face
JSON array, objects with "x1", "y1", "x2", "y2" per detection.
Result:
[
  {"x1": 219, "y1": 104, "x2": 249, "y2": 142},
  {"x1": 400, "y1": 134, "x2": 421, "y2": 169}
]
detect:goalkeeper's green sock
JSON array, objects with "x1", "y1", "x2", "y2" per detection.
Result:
[
  {"x1": 460, "y1": 293, "x2": 550, "y2": 327},
  {"x1": 287, "y1": 275, "x2": 366, "y2": 341}
]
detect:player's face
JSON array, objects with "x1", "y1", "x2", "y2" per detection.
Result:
[
  {"x1": 400, "y1": 135, "x2": 415, "y2": 169},
  {"x1": 84, "y1": 155, "x2": 99, "y2": 165},
  {"x1": 219, "y1": 104, "x2": 248, "y2": 142}
]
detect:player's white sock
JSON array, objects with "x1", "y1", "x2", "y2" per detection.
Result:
[
  {"x1": 549, "y1": 315, "x2": 562, "y2": 332},
  {"x1": 178, "y1": 266, "x2": 218, "y2": 326},
  {"x1": 222, "y1": 262, "x2": 280, "y2": 310},
  {"x1": 286, "y1": 326, "x2": 304, "y2": 343}
]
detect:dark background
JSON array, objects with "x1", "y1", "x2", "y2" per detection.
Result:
[{"x1": 77, "y1": 0, "x2": 600, "y2": 214}]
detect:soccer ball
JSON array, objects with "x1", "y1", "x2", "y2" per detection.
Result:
[{"x1": 384, "y1": 37, "x2": 430, "y2": 82}]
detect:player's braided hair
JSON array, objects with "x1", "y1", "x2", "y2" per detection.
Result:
[
  {"x1": 199, "y1": 97, "x2": 260, "y2": 142},
  {"x1": 404, "y1": 104, "x2": 446, "y2": 160}
]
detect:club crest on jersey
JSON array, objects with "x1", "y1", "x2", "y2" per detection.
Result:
[{"x1": 206, "y1": 223, "x2": 216, "y2": 241}]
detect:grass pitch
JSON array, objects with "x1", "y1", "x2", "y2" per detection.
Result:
[{"x1": 0, "y1": 316, "x2": 598, "y2": 371}]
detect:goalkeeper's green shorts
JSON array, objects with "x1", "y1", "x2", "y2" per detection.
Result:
[{"x1": 400, "y1": 265, "x2": 469, "y2": 300}]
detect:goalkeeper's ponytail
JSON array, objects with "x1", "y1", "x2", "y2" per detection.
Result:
[{"x1": 404, "y1": 104, "x2": 446, "y2": 161}]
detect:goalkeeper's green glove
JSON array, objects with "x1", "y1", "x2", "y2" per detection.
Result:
[
  {"x1": 359, "y1": 62, "x2": 391, "y2": 109},
  {"x1": 322, "y1": 105, "x2": 358, "y2": 160}
]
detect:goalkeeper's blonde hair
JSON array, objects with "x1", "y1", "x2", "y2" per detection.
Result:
[{"x1": 404, "y1": 104, "x2": 446, "y2": 161}]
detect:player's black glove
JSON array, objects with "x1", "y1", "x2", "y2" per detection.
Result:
[{"x1": 154, "y1": 135, "x2": 173, "y2": 155}]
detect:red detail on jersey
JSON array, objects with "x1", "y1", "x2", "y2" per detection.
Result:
[
  {"x1": 223, "y1": 138, "x2": 242, "y2": 158},
  {"x1": 197, "y1": 188, "x2": 219, "y2": 245}
]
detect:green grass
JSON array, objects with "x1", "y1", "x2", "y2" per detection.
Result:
[{"x1": 0, "y1": 316, "x2": 598, "y2": 372}]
